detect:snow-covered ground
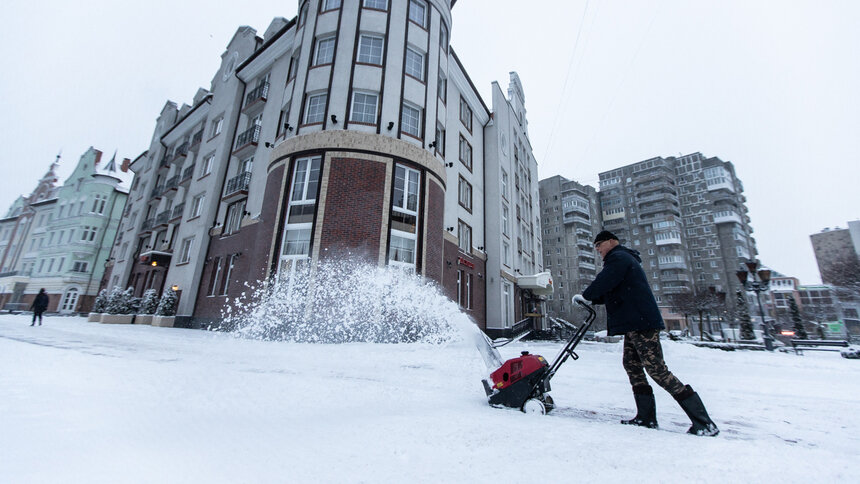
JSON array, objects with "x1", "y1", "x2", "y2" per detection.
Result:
[{"x1": 2, "y1": 314, "x2": 858, "y2": 483}]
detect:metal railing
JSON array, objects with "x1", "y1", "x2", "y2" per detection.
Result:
[
  {"x1": 165, "y1": 175, "x2": 179, "y2": 190},
  {"x1": 245, "y1": 82, "x2": 270, "y2": 107},
  {"x1": 141, "y1": 218, "x2": 154, "y2": 231},
  {"x1": 155, "y1": 211, "x2": 171, "y2": 225},
  {"x1": 191, "y1": 130, "x2": 203, "y2": 146},
  {"x1": 224, "y1": 172, "x2": 252, "y2": 198},
  {"x1": 182, "y1": 164, "x2": 195, "y2": 181},
  {"x1": 171, "y1": 203, "x2": 185, "y2": 220},
  {"x1": 235, "y1": 125, "x2": 261, "y2": 148}
]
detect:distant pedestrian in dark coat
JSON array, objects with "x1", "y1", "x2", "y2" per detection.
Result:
[
  {"x1": 31, "y1": 288, "x2": 49, "y2": 326},
  {"x1": 574, "y1": 230, "x2": 719, "y2": 436}
]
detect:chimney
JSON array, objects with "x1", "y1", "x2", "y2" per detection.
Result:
[{"x1": 121, "y1": 158, "x2": 131, "y2": 173}]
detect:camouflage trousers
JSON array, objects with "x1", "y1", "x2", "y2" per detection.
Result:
[{"x1": 623, "y1": 329, "x2": 686, "y2": 397}]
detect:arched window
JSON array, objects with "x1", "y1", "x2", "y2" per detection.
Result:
[{"x1": 61, "y1": 287, "x2": 80, "y2": 313}]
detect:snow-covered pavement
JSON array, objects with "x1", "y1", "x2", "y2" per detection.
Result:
[{"x1": 1, "y1": 314, "x2": 858, "y2": 483}]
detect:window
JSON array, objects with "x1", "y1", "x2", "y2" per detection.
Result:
[
  {"x1": 458, "y1": 176, "x2": 472, "y2": 212},
  {"x1": 224, "y1": 199, "x2": 246, "y2": 235},
  {"x1": 389, "y1": 165, "x2": 420, "y2": 269},
  {"x1": 459, "y1": 135, "x2": 472, "y2": 170},
  {"x1": 459, "y1": 97, "x2": 472, "y2": 132},
  {"x1": 457, "y1": 270, "x2": 473, "y2": 310},
  {"x1": 305, "y1": 93, "x2": 327, "y2": 124},
  {"x1": 363, "y1": 0, "x2": 387, "y2": 9},
  {"x1": 281, "y1": 156, "x2": 322, "y2": 265},
  {"x1": 80, "y1": 227, "x2": 97, "y2": 242},
  {"x1": 221, "y1": 254, "x2": 237, "y2": 296},
  {"x1": 211, "y1": 117, "x2": 223, "y2": 137},
  {"x1": 314, "y1": 37, "x2": 336, "y2": 66},
  {"x1": 287, "y1": 55, "x2": 299, "y2": 81},
  {"x1": 72, "y1": 261, "x2": 89, "y2": 273},
  {"x1": 440, "y1": 22, "x2": 448, "y2": 48},
  {"x1": 190, "y1": 194, "x2": 205, "y2": 218},
  {"x1": 179, "y1": 237, "x2": 194, "y2": 263},
  {"x1": 400, "y1": 103, "x2": 421, "y2": 138},
  {"x1": 502, "y1": 204, "x2": 510, "y2": 236},
  {"x1": 503, "y1": 241, "x2": 511, "y2": 267},
  {"x1": 458, "y1": 220, "x2": 471, "y2": 253},
  {"x1": 434, "y1": 123, "x2": 445, "y2": 155},
  {"x1": 201, "y1": 154, "x2": 214, "y2": 176},
  {"x1": 350, "y1": 92, "x2": 378, "y2": 124},
  {"x1": 405, "y1": 47, "x2": 425, "y2": 81},
  {"x1": 208, "y1": 257, "x2": 223, "y2": 296},
  {"x1": 322, "y1": 0, "x2": 341, "y2": 11},
  {"x1": 91, "y1": 194, "x2": 107, "y2": 214},
  {"x1": 357, "y1": 35, "x2": 384, "y2": 65},
  {"x1": 408, "y1": 0, "x2": 426, "y2": 27},
  {"x1": 277, "y1": 106, "x2": 291, "y2": 137},
  {"x1": 501, "y1": 170, "x2": 508, "y2": 199}
]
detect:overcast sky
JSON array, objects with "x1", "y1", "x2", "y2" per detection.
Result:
[{"x1": 1, "y1": 0, "x2": 858, "y2": 284}]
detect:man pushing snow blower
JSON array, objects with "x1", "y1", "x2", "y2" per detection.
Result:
[{"x1": 575, "y1": 230, "x2": 719, "y2": 437}]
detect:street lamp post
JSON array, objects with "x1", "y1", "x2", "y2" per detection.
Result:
[{"x1": 736, "y1": 260, "x2": 774, "y2": 351}]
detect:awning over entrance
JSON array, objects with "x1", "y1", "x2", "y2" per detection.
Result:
[
  {"x1": 517, "y1": 271, "x2": 553, "y2": 296},
  {"x1": 138, "y1": 250, "x2": 173, "y2": 267}
]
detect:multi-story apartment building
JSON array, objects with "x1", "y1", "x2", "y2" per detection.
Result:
[
  {"x1": 810, "y1": 221, "x2": 860, "y2": 285},
  {"x1": 537, "y1": 175, "x2": 602, "y2": 326},
  {"x1": 596, "y1": 152, "x2": 757, "y2": 329},
  {"x1": 106, "y1": 1, "x2": 547, "y2": 333},
  {"x1": 0, "y1": 149, "x2": 130, "y2": 313}
]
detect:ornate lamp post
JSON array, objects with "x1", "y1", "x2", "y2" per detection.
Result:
[{"x1": 736, "y1": 260, "x2": 774, "y2": 351}]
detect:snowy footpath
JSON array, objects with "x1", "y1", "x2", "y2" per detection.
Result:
[{"x1": 1, "y1": 314, "x2": 858, "y2": 483}]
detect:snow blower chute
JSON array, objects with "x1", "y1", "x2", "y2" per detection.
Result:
[{"x1": 482, "y1": 300, "x2": 596, "y2": 414}]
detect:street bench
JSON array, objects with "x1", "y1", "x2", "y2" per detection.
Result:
[{"x1": 790, "y1": 339, "x2": 849, "y2": 355}]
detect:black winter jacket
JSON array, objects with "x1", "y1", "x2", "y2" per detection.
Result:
[
  {"x1": 582, "y1": 245, "x2": 664, "y2": 336},
  {"x1": 32, "y1": 292, "x2": 49, "y2": 312}
]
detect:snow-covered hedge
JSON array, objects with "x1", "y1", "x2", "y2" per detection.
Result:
[
  {"x1": 92, "y1": 289, "x2": 108, "y2": 314},
  {"x1": 156, "y1": 289, "x2": 178, "y2": 316},
  {"x1": 139, "y1": 289, "x2": 159, "y2": 315}
]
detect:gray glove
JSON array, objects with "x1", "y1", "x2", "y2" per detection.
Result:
[{"x1": 572, "y1": 294, "x2": 588, "y2": 306}]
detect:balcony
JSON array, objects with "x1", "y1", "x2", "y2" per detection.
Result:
[
  {"x1": 563, "y1": 213, "x2": 591, "y2": 227},
  {"x1": 243, "y1": 82, "x2": 269, "y2": 113},
  {"x1": 171, "y1": 142, "x2": 189, "y2": 165},
  {"x1": 170, "y1": 203, "x2": 185, "y2": 221},
  {"x1": 639, "y1": 203, "x2": 679, "y2": 217},
  {"x1": 634, "y1": 170, "x2": 673, "y2": 187},
  {"x1": 165, "y1": 176, "x2": 180, "y2": 193},
  {"x1": 714, "y1": 210, "x2": 742, "y2": 225},
  {"x1": 658, "y1": 257, "x2": 687, "y2": 270},
  {"x1": 576, "y1": 228, "x2": 592, "y2": 239},
  {"x1": 155, "y1": 210, "x2": 171, "y2": 227},
  {"x1": 578, "y1": 261, "x2": 596, "y2": 271},
  {"x1": 159, "y1": 153, "x2": 171, "y2": 169},
  {"x1": 150, "y1": 185, "x2": 164, "y2": 199},
  {"x1": 233, "y1": 125, "x2": 261, "y2": 158},
  {"x1": 181, "y1": 164, "x2": 195, "y2": 184},
  {"x1": 223, "y1": 172, "x2": 252, "y2": 201},
  {"x1": 141, "y1": 218, "x2": 155, "y2": 232},
  {"x1": 637, "y1": 192, "x2": 678, "y2": 206},
  {"x1": 655, "y1": 231, "x2": 683, "y2": 246},
  {"x1": 189, "y1": 130, "x2": 204, "y2": 151}
]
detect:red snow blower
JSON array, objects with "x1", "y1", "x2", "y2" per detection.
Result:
[{"x1": 482, "y1": 300, "x2": 596, "y2": 414}]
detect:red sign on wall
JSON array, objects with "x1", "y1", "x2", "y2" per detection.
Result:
[{"x1": 458, "y1": 257, "x2": 475, "y2": 269}]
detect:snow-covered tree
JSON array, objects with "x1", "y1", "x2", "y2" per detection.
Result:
[
  {"x1": 156, "y1": 289, "x2": 178, "y2": 316},
  {"x1": 92, "y1": 289, "x2": 108, "y2": 313},
  {"x1": 788, "y1": 296, "x2": 807, "y2": 339},
  {"x1": 104, "y1": 287, "x2": 126, "y2": 314},
  {"x1": 139, "y1": 289, "x2": 159, "y2": 314},
  {"x1": 736, "y1": 290, "x2": 755, "y2": 340}
]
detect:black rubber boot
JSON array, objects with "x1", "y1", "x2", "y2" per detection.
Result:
[
  {"x1": 675, "y1": 385, "x2": 719, "y2": 436},
  {"x1": 621, "y1": 385, "x2": 658, "y2": 429}
]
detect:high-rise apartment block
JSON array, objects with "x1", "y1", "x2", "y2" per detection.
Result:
[
  {"x1": 538, "y1": 175, "x2": 602, "y2": 324},
  {"x1": 810, "y1": 220, "x2": 860, "y2": 285},
  {"x1": 537, "y1": 152, "x2": 758, "y2": 330},
  {"x1": 103, "y1": 1, "x2": 547, "y2": 333}
]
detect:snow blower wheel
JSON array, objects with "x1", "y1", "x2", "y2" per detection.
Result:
[{"x1": 483, "y1": 300, "x2": 595, "y2": 414}]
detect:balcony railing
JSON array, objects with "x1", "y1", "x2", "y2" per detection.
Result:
[
  {"x1": 173, "y1": 142, "x2": 189, "y2": 160},
  {"x1": 165, "y1": 175, "x2": 180, "y2": 191},
  {"x1": 224, "y1": 172, "x2": 252, "y2": 199},
  {"x1": 190, "y1": 129, "x2": 203, "y2": 147},
  {"x1": 155, "y1": 211, "x2": 171, "y2": 226},
  {"x1": 233, "y1": 125, "x2": 261, "y2": 156},
  {"x1": 141, "y1": 218, "x2": 155, "y2": 231},
  {"x1": 159, "y1": 154, "x2": 171, "y2": 168},
  {"x1": 150, "y1": 185, "x2": 164, "y2": 199},
  {"x1": 244, "y1": 82, "x2": 270, "y2": 109},
  {"x1": 714, "y1": 210, "x2": 742, "y2": 225},
  {"x1": 171, "y1": 203, "x2": 185, "y2": 220},
  {"x1": 181, "y1": 164, "x2": 195, "y2": 182}
]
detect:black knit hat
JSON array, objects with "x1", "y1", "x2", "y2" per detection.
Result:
[{"x1": 593, "y1": 230, "x2": 619, "y2": 245}]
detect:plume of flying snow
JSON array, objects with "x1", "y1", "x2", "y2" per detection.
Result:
[{"x1": 221, "y1": 258, "x2": 483, "y2": 346}]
